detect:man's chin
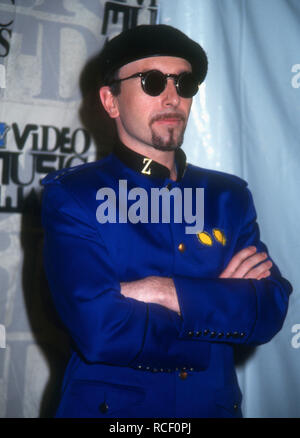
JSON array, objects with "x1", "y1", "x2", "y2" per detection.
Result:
[{"x1": 151, "y1": 129, "x2": 184, "y2": 151}]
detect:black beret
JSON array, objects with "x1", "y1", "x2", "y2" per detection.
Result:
[{"x1": 98, "y1": 24, "x2": 208, "y2": 86}]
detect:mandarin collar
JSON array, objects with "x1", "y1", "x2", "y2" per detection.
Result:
[{"x1": 113, "y1": 141, "x2": 187, "y2": 182}]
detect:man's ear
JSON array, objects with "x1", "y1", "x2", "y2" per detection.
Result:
[{"x1": 99, "y1": 86, "x2": 119, "y2": 119}]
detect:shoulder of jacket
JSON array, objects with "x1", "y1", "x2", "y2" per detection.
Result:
[
  {"x1": 41, "y1": 155, "x2": 112, "y2": 186},
  {"x1": 187, "y1": 163, "x2": 248, "y2": 189}
]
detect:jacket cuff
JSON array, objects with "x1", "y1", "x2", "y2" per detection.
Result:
[
  {"x1": 129, "y1": 302, "x2": 211, "y2": 372},
  {"x1": 173, "y1": 275, "x2": 257, "y2": 344}
]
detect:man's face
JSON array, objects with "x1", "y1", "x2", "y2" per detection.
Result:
[{"x1": 105, "y1": 56, "x2": 193, "y2": 152}]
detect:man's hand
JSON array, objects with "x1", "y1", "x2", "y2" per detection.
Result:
[
  {"x1": 121, "y1": 276, "x2": 180, "y2": 314},
  {"x1": 219, "y1": 246, "x2": 273, "y2": 280},
  {"x1": 120, "y1": 247, "x2": 272, "y2": 313}
]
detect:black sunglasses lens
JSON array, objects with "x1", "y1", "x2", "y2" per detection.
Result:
[
  {"x1": 142, "y1": 71, "x2": 199, "y2": 97},
  {"x1": 178, "y1": 73, "x2": 199, "y2": 98},
  {"x1": 143, "y1": 71, "x2": 166, "y2": 96}
]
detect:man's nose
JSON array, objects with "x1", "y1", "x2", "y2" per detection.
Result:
[{"x1": 161, "y1": 78, "x2": 180, "y2": 107}]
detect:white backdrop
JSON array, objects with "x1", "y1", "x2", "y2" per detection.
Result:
[
  {"x1": 160, "y1": 0, "x2": 300, "y2": 418},
  {"x1": 0, "y1": 0, "x2": 299, "y2": 418}
]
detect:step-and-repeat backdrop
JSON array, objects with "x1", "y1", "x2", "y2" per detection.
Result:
[{"x1": 0, "y1": 0, "x2": 299, "y2": 418}]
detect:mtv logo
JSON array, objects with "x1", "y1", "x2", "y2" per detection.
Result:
[{"x1": 0, "y1": 123, "x2": 9, "y2": 147}]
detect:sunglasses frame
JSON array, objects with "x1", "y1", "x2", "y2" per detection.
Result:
[{"x1": 108, "y1": 70, "x2": 199, "y2": 98}]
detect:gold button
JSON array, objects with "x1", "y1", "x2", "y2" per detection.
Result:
[
  {"x1": 178, "y1": 243, "x2": 186, "y2": 253},
  {"x1": 179, "y1": 371, "x2": 188, "y2": 380}
]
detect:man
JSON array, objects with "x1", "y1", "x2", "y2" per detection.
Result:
[{"x1": 41, "y1": 25, "x2": 292, "y2": 418}]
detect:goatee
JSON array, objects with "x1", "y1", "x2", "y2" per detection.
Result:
[{"x1": 151, "y1": 127, "x2": 185, "y2": 151}]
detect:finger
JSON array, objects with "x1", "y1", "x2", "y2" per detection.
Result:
[
  {"x1": 231, "y1": 252, "x2": 269, "y2": 278},
  {"x1": 256, "y1": 270, "x2": 271, "y2": 280},
  {"x1": 221, "y1": 248, "x2": 266, "y2": 279},
  {"x1": 219, "y1": 246, "x2": 257, "y2": 278},
  {"x1": 244, "y1": 260, "x2": 273, "y2": 279}
]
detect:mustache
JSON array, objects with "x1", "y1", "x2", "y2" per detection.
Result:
[{"x1": 150, "y1": 112, "x2": 186, "y2": 125}]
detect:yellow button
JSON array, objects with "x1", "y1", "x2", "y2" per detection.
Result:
[
  {"x1": 179, "y1": 371, "x2": 188, "y2": 380},
  {"x1": 178, "y1": 243, "x2": 186, "y2": 253},
  {"x1": 197, "y1": 231, "x2": 213, "y2": 246},
  {"x1": 212, "y1": 228, "x2": 226, "y2": 246}
]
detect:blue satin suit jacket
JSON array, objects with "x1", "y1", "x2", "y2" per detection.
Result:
[{"x1": 41, "y1": 142, "x2": 292, "y2": 418}]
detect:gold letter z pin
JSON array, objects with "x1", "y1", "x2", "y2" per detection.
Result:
[{"x1": 141, "y1": 158, "x2": 152, "y2": 175}]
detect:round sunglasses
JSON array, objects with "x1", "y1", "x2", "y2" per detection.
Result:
[{"x1": 108, "y1": 70, "x2": 199, "y2": 98}]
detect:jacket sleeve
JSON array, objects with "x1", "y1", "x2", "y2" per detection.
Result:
[
  {"x1": 42, "y1": 181, "x2": 210, "y2": 371},
  {"x1": 173, "y1": 187, "x2": 292, "y2": 345}
]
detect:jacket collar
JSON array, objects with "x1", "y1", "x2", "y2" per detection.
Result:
[{"x1": 113, "y1": 141, "x2": 187, "y2": 181}]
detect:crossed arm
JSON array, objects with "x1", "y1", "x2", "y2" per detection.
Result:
[
  {"x1": 121, "y1": 246, "x2": 273, "y2": 314},
  {"x1": 42, "y1": 180, "x2": 292, "y2": 367}
]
